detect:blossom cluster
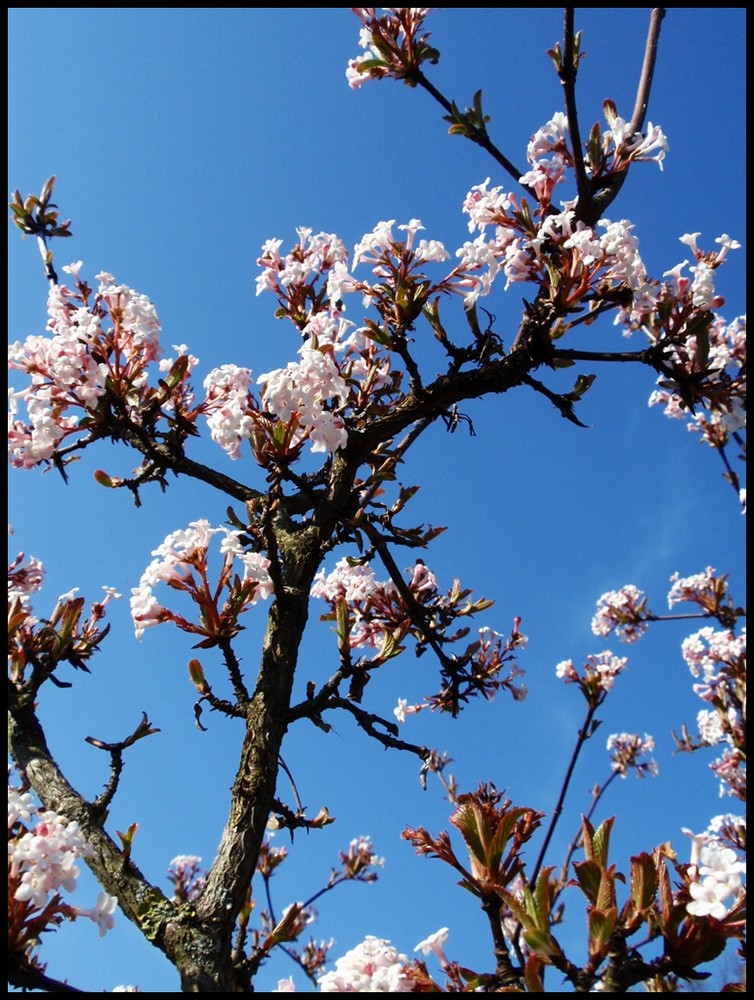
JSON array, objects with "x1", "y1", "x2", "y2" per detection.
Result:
[
  {"x1": 445, "y1": 98, "x2": 667, "y2": 309},
  {"x1": 8, "y1": 776, "x2": 118, "y2": 938},
  {"x1": 312, "y1": 557, "x2": 526, "y2": 713},
  {"x1": 259, "y1": 347, "x2": 349, "y2": 454},
  {"x1": 556, "y1": 650, "x2": 628, "y2": 700},
  {"x1": 317, "y1": 934, "x2": 415, "y2": 992},
  {"x1": 167, "y1": 854, "x2": 206, "y2": 903},
  {"x1": 681, "y1": 624, "x2": 746, "y2": 799},
  {"x1": 256, "y1": 228, "x2": 349, "y2": 325},
  {"x1": 339, "y1": 836, "x2": 385, "y2": 881},
  {"x1": 8, "y1": 266, "x2": 199, "y2": 469},
  {"x1": 130, "y1": 519, "x2": 273, "y2": 642},
  {"x1": 311, "y1": 558, "x2": 453, "y2": 652},
  {"x1": 9, "y1": 548, "x2": 120, "y2": 685},
  {"x1": 684, "y1": 818, "x2": 746, "y2": 920},
  {"x1": 346, "y1": 8, "x2": 437, "y2": 90},
  {"x1": 667, "y1": 565, "x2": 732, "y2": 617},
  {"x1": 201, "y1": 364, "x2": 259, "y2": 461},
  {"x1": 8, "y1": 548, "x2": 45, "y2": 613},
  {"x1": 641, "y1": 238, "x2": 745, "y2": 451},
  {"x1": 606, "y1": 732, "x2": 658, "y2": 779},
  {"x1": 591, "y1": 584, "x2": 649, "y2": 643},
  {"x1": 454, "y1": 176, "x2": 657, "y2": 309}
]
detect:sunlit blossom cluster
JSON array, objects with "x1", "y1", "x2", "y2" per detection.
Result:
[
  {"x1": 683, "y1": 823, "x2": 746, "y2": 920},
  {"x1": 275, "y1": 926, "x2": 454, "y2": 993},
  {"x1": 311, "y1": 558, "x2": 380, "y2": 606},
  {"x1": 696, "y1": 707, "x2": 738, "y2": 747},
  {"x1": 454, "y1": 177, "x2": 654, "y2": 308},
  {"x1": 317, "y1": 934, "x2": 415, "y2": 992},
  {"x1": 679, "y1": 624, "x2": 745, "y2": 798},
  {"x1": 256, "y1": 228, "x2": 348, "y2": 319},
  {"x1": 130, "y1": 519, "x2": 273, "y2": 640},
  {"x1": 8, "y1": 550, "x2": 45, "y2": 613},
  {"x1": 591, "y1": 585, "x2": 649, "y2": 642},
  {"x1": 340, "y1": 836, "x2": 385, "y2": 880},
  {"x1": 606, "y1": 732, "x2": 658, "y2": 778},
  {"x1": 642, "y1": 236, "x2": 745, "y2": 452},
  {"x1": 346, "y1": 8, "x2": 436, "y2": 90},
  {"x1": 9, "y1": 803, "x2": 92, "y2": 908},
  {"x1": 259, "y1": 347, "x2": 349, "y2": 454},
  {"x1": 353, "y1": 218, "x2": 450, "y2": 271},
  {"x1": 8, "y1": 778, "x2": 118, "y2": 937},
  {"x1": 167, "y1": 854, "x2": 206, "y2": 903},
  {"x1": 601, "y1": 114, "x2": 668, "y2": 173},
  {"x1": 8, "y1": 279, "x2": 109, "y2": 466},
  {"x1": 8, "y1": 547, "x2": 121, "y2": 685},
  {"x1": 667, "y1": 566, "x2": 724, "y2": 610},
  {"x1": 556, "y1": 651, "x2": 628, "y2": 693},
  {"x1": 201, "y1": 364, "x2": 258, "y2": 460},
  {"x1": 311, "y1": 558, "x2": 437, "y2": 649},
  {"x1": 680, "y1": 626, "x2": 745, "y2": 681},
  {"x1": 7, "y1": 266, "x2": 202, "y2": 470}
]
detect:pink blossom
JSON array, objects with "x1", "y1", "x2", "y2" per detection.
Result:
[
  {"x1": 318, "y1": 935, "x2": 414, "y2": 992},
  {"x1": 8, "y1": 551, "x2": 45, "y2": 607},
  {"x1": 311, "y1": 558, "x2": 380, "y2": 604},
  {"x1": 526, "y1": 112, "x2": 570, "y2": 162},
  {"x1": 77, "y1": 891, "x2": 118, "y2": 937},
  {"x1": 130, "y1": 521, "x2": 273, "y2": 639},
  {"x1": 9, "y1": 806, "x2": 94, "y2": 908},
  {"x1": 606, "y1": 733, "x2": 658, "y2": 778},
  {"x1": 259, "y1": 346, "x2": 349, "y2": 455},
  {"x1": 685, "y1": 839, "x2": 745, "y2": 919},
  {"x1": 462, "y1": 178, "x2": 512, "y2": 233},
  {"x1": 591, "y1": 585, "x2": 649, "y2": 643},
  {"x1": 414, "y1": 926, "x2": 450, "y2": 965},
  {"x1": 202, "y1": 364, "x2": 259, "y2": 461},
  {"x1": 555, "y1": 659, "x2": 578, "y2": 683},
  {"x1": 604, "y1": 116, "x2": 668, "y2": 171},
  {"x1": 668, "y1": 567, "x2": 721, "y2": 608},
  {"x1": 519, "y1": 155, "x2": 568, "y2": 205},
  {"x1": 680, "y1": 626, "x2": 744, "y2": 680}
]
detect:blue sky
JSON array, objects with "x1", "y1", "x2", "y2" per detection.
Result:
[{"x1": 8, "y1": 8, "x2": 746, "y2": 992}]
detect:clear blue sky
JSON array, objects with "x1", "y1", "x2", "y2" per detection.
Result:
[{"x1": 8, "y1": 8, "x2": 746, "y2": 992}]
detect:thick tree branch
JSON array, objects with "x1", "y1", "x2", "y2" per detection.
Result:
[{"x1": 8, "y1": 692, "x2": 177, "y2": 952}]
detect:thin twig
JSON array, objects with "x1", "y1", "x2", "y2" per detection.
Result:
[{"x1": 561, "y1": 9, "x2": 591, "y2": 209}]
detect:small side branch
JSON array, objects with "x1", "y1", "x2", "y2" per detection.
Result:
[
  {"x1": 218, "y1": 637, "x2": 251, "y2": 705},
  {"x1": 561, "y1": 9, "x2": 591, "y2": 210},
  {"x1": 329, "y1": 697, "x2": 431, "y2": 761},
  {"x1": 85, "y1": 713, "x2": 160, "y2": 819},
  {"x1": 414, "y1": 70, "x2": 528, "y2": 191},
  {"x1": 520, "y1": 373, "x2": 589, "y2": 428}
]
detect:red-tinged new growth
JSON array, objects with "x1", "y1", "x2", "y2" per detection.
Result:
[
  {"x1": 8, "y1": 548, "x2": 120, "y2": 686},
  {"x1": 129, "y1": 519, "x2": 273, "y2": 645}
]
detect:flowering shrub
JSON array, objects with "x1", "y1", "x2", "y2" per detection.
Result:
[{"x1": 7, "y1": 8, "x2": 745, "y2": 994}]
